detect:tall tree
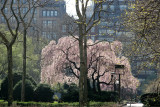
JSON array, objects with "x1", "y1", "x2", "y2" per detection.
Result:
[
  {"x1": 74, "y1": 0, "x2": 105, "y2": 106},
  {"x1": 15, "y1": 0, "x2": 50, "y2": 101},
  {"x1": 17, "y1": 0, "x2": 39, "y2": 101},
  {"x1": 123, "y1": 0, "x2": 160, "y2": 62},
  {"x1": 0, "y1": 0, "x2": 20, "y2": 106}
]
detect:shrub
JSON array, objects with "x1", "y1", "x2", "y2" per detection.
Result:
[
  {"x1": 88, "y1": 91, "x2": 118, "y2": 102},
  {"x1": 13, "y1": 80, "x2": 35, "y2": 101},
  {"x1": 61, "y1": 83, "x2": 79, "y2": 102},
  {"x1": 34, "y1": 84, "x2": 54, "y2": 102},
  {"x1": 0, "y1": 72, "x2": 36, "y2": 100},
  {"x1": 63, "y1": 82, "x2": 69, "y2": 89},
  {"x1": 140, "y1": 93, "x2": 160, "y2": 106},
  {"x1": 0, "y1": 89, "x2": 1, "y2": 99}
]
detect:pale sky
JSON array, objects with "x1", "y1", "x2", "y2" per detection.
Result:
[
  {"x1": 65, "y1": 0, "x2": 77, "y2": 17},
  {"x1": 64, "y1": 0, "x2": 93, "y2": 17}
]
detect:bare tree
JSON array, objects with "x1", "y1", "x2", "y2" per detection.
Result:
[
  {"x1": 0, "y1": 0, "x2": 20, "y2": 105},
  {"x1": 16, "y1": 0, "x2": 40, "y2": 101},
  {"x1": 0, "y1": 0, "x2": 51, "y2": 103},
  {"x1": 74, "y1": 0, "x2": 104, "y2": 106}
]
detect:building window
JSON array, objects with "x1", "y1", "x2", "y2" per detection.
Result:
[
  {"x1": 24, "y1": 18, "x2": 28, "y2": 22},
  {"x1": 91, "y1": 36, "x2": 95, "y2": 41},
  {"x1": 34, "y1": 9, "x2": 37, "y2": 14},
  {"x1": 30, "y1": 27, "x2": 35, "y2": 31},
  {"x1": 106, "y1": 38, "x2": 114, "y2": 42},
  {"x1": 48, "y1": 20, "x2": 52, "y2": 28},
  {"x1": 1, "y1": 0, "x2": 5, "y2": 4},
  {"x1": 42, "y1": 10, "x2": 58, "y2": 17},
  {"x1": 91, "y1": 27, "x2": 95, "y2": 33},
  {"x1": 23, "y1": 7, "x2": 28, "y2": 14},
  {"x1": 42, "y1": 10, "x2": 46, "y2": 16},
  {"x1": 13, "y1": 7, "x2": 18, "y2": 13},
  {"x1": 99, "y1": 29, "x2": 106, "y2": 36},
  {"x1": 23, "y1": 0, "x2": 26, "y2": 4},
  {"x1": 107, "y1": 29, "x2": 114, "y2": 35},
  {"x1": 55, "y1": 11, "x2": 58, "y2": 16},
  {"x1": 115, "y1": 22, "x2": 120, "y2": 26},
  {"x1": 52, "y1": 21, "x2": 56, "y2": 26},
  {"x1": 102, "y1": 5, "x2": 107, "y2": 10},
  {"x1": 47, "y1": 33, "x2": 51, "y2": 39},
  {"x1": 33, "y1": 18, "x2": 37, "y2": 23},
  {"x1": 110, "y1": 5, "x2": 114, "y2": 11},
  {"x1": 13, "y1": 0, "x2": 16, "y2": 4},
  {"x1": 47, "y1": 11, "x2": 50, "y2": 16},
  {"x1": 116, "y1": 32, "x2": 123, "y2": 36},
  {"x1": 62, "y1": 25, "x2": 66, "y2": 32},
  {"x1": 3, "y1": 8, "x2": 8, "y2": 14},
  {"x1": 30, "y1": 8, "x2": 37, "y2": 14},
  {"x1": 1, "y1": 16, "x2": 5, "y2": 23},
  {"x1": 120, "y1": 5, "x2": 127, "y2": 11},
  {"x1": 107, "y1": 21, "x2": 113, "y2": 26},
  {"x1": 69, "y1": 25, "x2": 73, "y2": 31},
  {"x1": 52, "y1": 32, "x2": 57, "y2": 39},
  {"x1": 51, "y1": 11, "x2": 54, "y2": 16},
  {"x1": 43, "y1": 20, "x2": 47, "y2": 28},
  {"x1": 100, "y1": 21, "x2": 107, "y2": 26},
  {"x1": 11, "y1": 16, "x2": 15, "y2": 22},
  {"x1": 42, "y1": 32, "x2": 47, "y2": 37}
]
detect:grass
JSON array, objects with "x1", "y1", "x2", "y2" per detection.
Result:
[{"x1": 0, "y1": 100, "x2": 119, "y2": 107}]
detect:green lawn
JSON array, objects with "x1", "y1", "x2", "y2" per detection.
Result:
[{"x1": 0, "y1": 100, "x2": 120, "y2": 107}]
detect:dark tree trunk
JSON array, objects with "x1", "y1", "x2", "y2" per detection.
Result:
[
  {"x1": 7, "y1": 46, "x2": 13, "y2": 106},
  {"x1": 21, "y1": 29, "x2": 27, "y2": 101},
  {"x1": 91, "y1": 70, "x2": 97, "y2": 92},
  {"x1": 83, "y1": 32, "x2": 88, "y2": 106},
  {"x1": 87, "y1": 79, "x2": 91, "y2": 92},
  {"x1": 97, "y1": 78, "x2": 101, "y2": 94},
  {"x1": 78, "y1": 24, "x2": 85, "y2": 107},
  {"x1": 92, "y1": 79, "x2": 96, "y2": 92}
]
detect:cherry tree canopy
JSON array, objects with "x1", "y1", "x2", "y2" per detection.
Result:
[{"x1": 41, "y1": 36, "x2": 139, "y2": 92}]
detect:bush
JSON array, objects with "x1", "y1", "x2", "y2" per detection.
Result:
[
  {"x1": 34, "y1": 84, "x2": 54, "y2": 102},
  {"x1": 140, "y1": 93, "x2": 160, "y2": 106},
  {"x1": 88, "y1": 91, "x2": 118, "y2": 102},
  {"x1": 61, "y1": 83, "x2": 79, "y2": 102},
  {"x1": 13, "y1": 80, "x2": 35, "y2": 101},
  {"x1": 0, "y1": 89, "x2": 1, "y2": 98},
  {"x1": 0, "y1": 72, "x2": 36, "y2": 100},
  {"x1": 63, "y1": 82, "x2": 69, "y2": 89}
]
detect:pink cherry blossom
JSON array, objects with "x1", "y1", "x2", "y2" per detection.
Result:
[{"x1": 41, "y1": 36, "x2": 139, "y2": 92}]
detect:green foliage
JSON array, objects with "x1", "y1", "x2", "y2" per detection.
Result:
[
  {"x1": 53, "y1": 95, "x2": 59, "y2": 101},
  {"x1": 34, "y1": 84, "x2": 54, "y2": 102},
  {"x1": 0, "y1": 100, "x2": 117, "y2": 107},
  {"x1": 55, "y1": 83, "x2": 118, "y2": 102},
  {"x1": 140, "y1": 93, "x2": 160, "y2": 106},
  {"x1": 0, "y1": 72, "x2": 36, "y2": 100},
  {"x1": 52, "y1": 82, "x2": 65, "y2": 93},
  {"x1": 144, "y1": 77, "x2": 160, "y2": 94},
  {"x1": 88, "y1": 91, "x2": 118, "y2": 102},
  {"x1": 0, "y1": 43, "x2": 7, "y2": 79},
  {"x1": 61, "y1": 83, "x2": 79, "y2": 102},
  {"x1": 13, "y1": 80, "x2": 35, "y2": 101},
  {"x1": 63, "y1": 82, "x2": 69, "y2": 89},
  {"x1": 0, "y1": 24, "x2": 47, "y2": 82}
]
